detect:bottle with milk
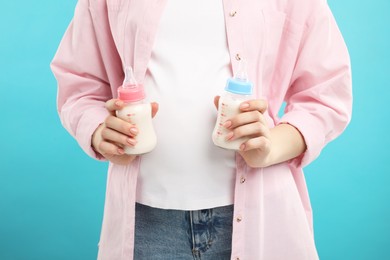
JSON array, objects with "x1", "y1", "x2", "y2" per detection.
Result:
[
  {"x1": 212, "y1": 61, "x2": 253, "y2": 150},
  {"x1": 116, "y1": 67, "x2": 157, "y2": 154}
]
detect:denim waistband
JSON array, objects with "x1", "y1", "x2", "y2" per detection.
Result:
[{"x1": 134, "y1": 203, "x2": 234, "y2": 259}]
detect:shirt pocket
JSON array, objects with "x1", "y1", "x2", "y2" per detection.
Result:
[
  {"x1": 262, "y1": 9, "x2": 304, "y2": 72},
  {"x1": 260, "y1": 9, "x2": 305, "y2": 104}
]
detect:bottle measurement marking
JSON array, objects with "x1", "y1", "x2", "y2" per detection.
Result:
[{"x1": 216, "y1": 102, "x2": 229, "y2": 139}]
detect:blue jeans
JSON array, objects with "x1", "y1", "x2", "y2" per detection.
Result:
[{"x1": 134, "y1": 203, "x2": 234, "y2": 259}]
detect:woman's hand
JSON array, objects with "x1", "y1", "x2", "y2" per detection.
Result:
[
  {"x1": 92, "y1": 99, "x2": 159, "y2": 165},
  {"x1": 214, "y1": 96, "x2": 272, "y2": 168},
  {"x1": 214, "y1": 96, "x2": 307, "y2": 168}
]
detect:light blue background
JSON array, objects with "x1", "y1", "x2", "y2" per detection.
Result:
[{"x1": 0, "y1": 0, "x2": 388, "y2": 259}]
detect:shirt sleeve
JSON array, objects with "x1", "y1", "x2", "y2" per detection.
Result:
[
  {"x1": 51, "y1": 0, "x2": 119, "y2": 160},
  {"x1": 279, "y1": 3, "x2": 353, "y2": 168}
]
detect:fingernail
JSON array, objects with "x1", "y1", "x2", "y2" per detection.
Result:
[
  {"x1": 130, "y1": 127, "x2": 138, "y2": 135},
  {"x1": 115, "y1": 100, "x2": 123, "y2": 107},
  {"x1": 127, "y1": 138, "x2": 137, "y2": 146},
  {"x1": 240, "y1": 144, "x2": 246, "y2": 151},
  {"x1": 223, "y1": 120, "x2": 232, "y2": 129},
  {"x1": 225, "y1": 132, "x2": 234, "y2": 141},
  {"x1": 240, "y1": 103, "x2": 250, "y2": 109},
  {"x1": 118, "y1": 148, "x2": 125, "y2": 155}
]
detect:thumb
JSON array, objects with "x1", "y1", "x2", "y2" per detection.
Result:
[
  {"x1": 151, "y1": 102, "x2": 159, "y2": 118},
  {"x1": 213, "y1": 96, "x2": 220, "y2": 110},
  {"x1": 105, "y1": 98, "x2": 124, "y2": 115}
]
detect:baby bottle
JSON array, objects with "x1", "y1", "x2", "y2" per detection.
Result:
[
  {"x1": 116, "y1": 67, "x2": 157, "y2": 154},
  {"x1": 212, "y1": 61, "x2": 253, "y2": 150}
]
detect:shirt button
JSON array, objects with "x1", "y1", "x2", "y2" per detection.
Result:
[
  {"x1": 229, "y1": 11, "x2": 237, "y2": 17},
  {"x1": 235, "y1": 258, "x2": 240, "y2": 260},
  {"x1": 236, "y1": 216, "x2": 242, "y2": 222},
  {"x1": 240, "y1": 176, "x2": 246, "y2": 184},
  {"x1": 235, "y1": 53, "x2": 241, "y2": 61}
]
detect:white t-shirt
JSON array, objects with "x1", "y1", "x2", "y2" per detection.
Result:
[{"x1": 137, "y1": 0, "x2": 236, "y2": 210}]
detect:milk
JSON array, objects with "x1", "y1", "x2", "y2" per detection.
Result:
[
  {"x1": 212, "y1": 94, "x2": 251, "y2": 150},
  {"x1": 212, "y1": 60, "x2": 253, "y2": 150},
  {"x1": 116, "y1": 66, "x2": 157, "y2": 155},
  {"x1": 116, "y1": 102, "x2": 157, "y2": 154}
]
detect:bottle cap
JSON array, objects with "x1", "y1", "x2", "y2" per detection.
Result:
[
  {"x1": 117, "y1": 66, "x2": 145, "y2": 102},
  {"x1": 225, "y1": 60, "x2": 253, "y2": 95}
]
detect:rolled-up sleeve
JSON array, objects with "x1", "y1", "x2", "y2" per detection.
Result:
[
  {"x1": 51, "y1": 0, "x2": 118, "y2": 160},
  {"x1": 280, "y1": 3, "x2": 353, "y2": 168}
]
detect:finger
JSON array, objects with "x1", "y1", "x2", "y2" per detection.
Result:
[
  {"x1": 239, "y1": 136, "x2": 271, "y2": 152},
  {"x1": 224, "y1": 111, "x2": 266, "y2": 129},
  {"x1": 105, "y1": 99, "x2": 125, "y2": 114},
  {"x1": 214, "y1": 96, "x2": 220, "y2": 110},
  {"x1": 151, "y1": 102, "x2": 159, "y2": 118},
  {"x1": 98, "y1": 140, "x2": 125, "y2": 156},
  {"x1": 105, "y1": 115, "x2": 138, "y2": 137},
  {"x1": 226, "y1": 122, "x2": 270, "y2": 141},
  {"x1": 101, "y1": 127, "x2": 137, "y2": 147},
  {"x1": 240, "y1": 99, "x2": 268, "y2": 113}
]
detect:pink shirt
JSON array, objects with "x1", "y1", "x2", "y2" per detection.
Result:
[{"x1": 51, "y1": 0, "x2": 352, "y2": 259}]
